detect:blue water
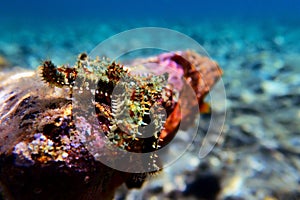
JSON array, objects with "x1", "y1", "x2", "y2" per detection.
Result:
[
  {"x1": 0, "y1": 0, "x2": 300, "y2": 68},
  {"x1": 1, "y1": 0, "x2": 300, "y2": 22}
]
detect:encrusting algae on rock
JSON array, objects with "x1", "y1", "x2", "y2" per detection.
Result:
[{"x1": 0, "y1": 50, "x2": 222, "y2": 200}]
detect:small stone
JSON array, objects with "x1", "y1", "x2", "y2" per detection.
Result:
[
  {"x1": 261, "y1": 80, "x2": 289, "y2": 96},
  {"x1": 240, "y1": 90, "x2": 256, "y2": 104},
  {"x1": 221, "y1": 175, "x2": 243, "y2": 198},
  {"x1": 62, "y1": 152, "x2": 68, "y2": 158}
]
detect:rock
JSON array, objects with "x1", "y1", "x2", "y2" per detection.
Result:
[
  {"x1": 183, "y1": 173, "x2": 221, "y2": 200},
  {"x1": 0, "y1": 51, "x2": 222, "y2": 199}
]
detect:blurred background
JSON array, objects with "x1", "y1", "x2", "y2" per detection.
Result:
[{"x1": 1, "y1": 0, "x2": 300, "y2": 199}]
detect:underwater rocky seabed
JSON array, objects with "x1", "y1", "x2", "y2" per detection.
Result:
[{"x1": 0, "y1": 18, "x2": 300, "y2": 200}]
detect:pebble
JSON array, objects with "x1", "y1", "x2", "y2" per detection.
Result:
[
  {"x1": 240, "y1": 90, "x2": 256, "y2": 104},
  {"x1": 261, "y1": 80, "x2": 289, "y2": 96}
]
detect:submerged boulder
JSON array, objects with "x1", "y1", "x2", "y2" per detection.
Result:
[{"x1": 0, "y1": 50, "x2": 222, "y2": 200}]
